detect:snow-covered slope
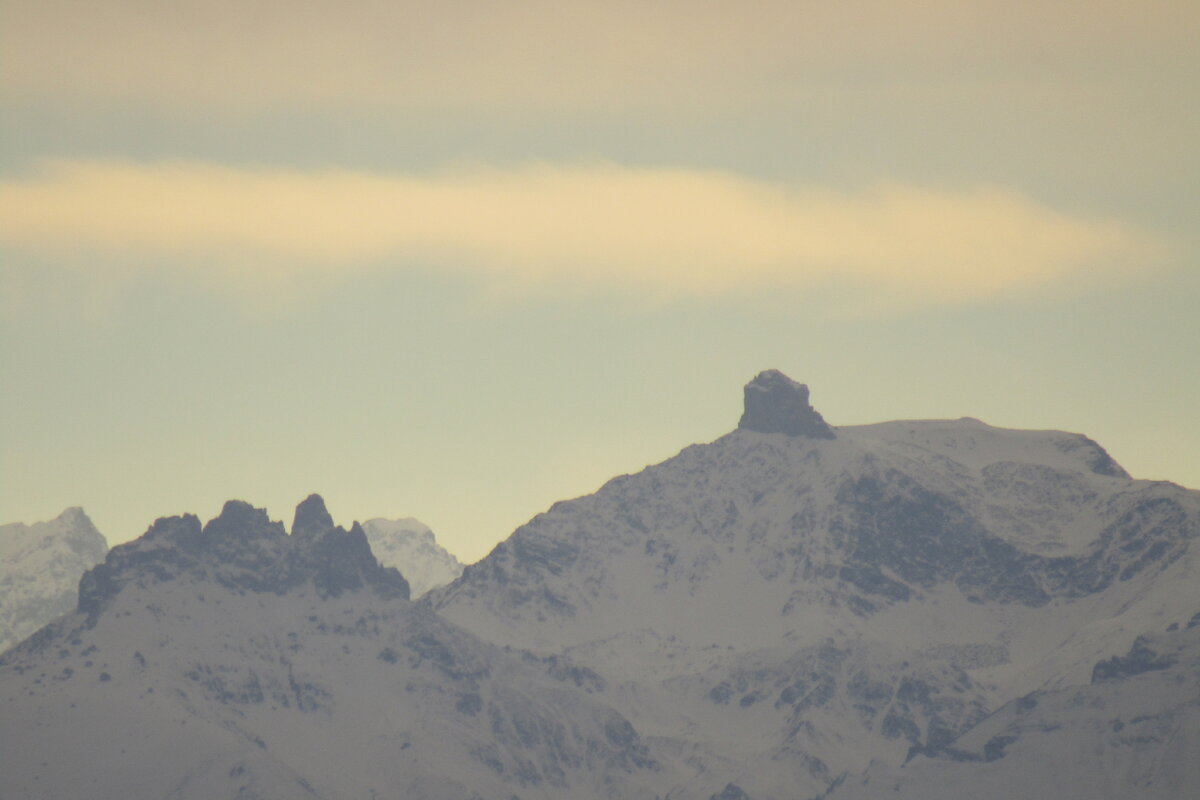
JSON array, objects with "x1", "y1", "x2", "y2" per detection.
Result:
[
  {"x1": 428, "y1": 370, "x2": 1200, "y2": 799},
  {"x1": 0, "y1": 507, "x2": 107, "y2": 654},
  {"x1": 829, "y1": 617, "x2": 1200, "y2": 800},
  {"x1": 0, "y1": 497, "x2": 671, "y2": 800},
  {"x1": 361, "y1": 517, "x2": 463, "y2": 597}
]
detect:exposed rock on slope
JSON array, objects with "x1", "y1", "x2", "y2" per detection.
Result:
[
  {"x1": 0, "y1": 507, "x2": 107, "y2": 653},
  {"x1": 828, "y1": 622, "x2": 1200, "y2": 800}
]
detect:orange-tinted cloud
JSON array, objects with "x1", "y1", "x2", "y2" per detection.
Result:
[{"x1": 0, "y1": 159, "x2": 1167, "y2": 308}]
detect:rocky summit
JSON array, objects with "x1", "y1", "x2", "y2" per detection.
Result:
[
  {"x1": 738, "y1": 369, "x2": 836, "y2": 438},
  {"x1": 292, "y1": 492, "x2": 336, "y2": 539}
]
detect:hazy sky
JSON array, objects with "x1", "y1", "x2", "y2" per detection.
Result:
[{"x1": 2, "y1": 1, "x2": 1197, "y2": 561}]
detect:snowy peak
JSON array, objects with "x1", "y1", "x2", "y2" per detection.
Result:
[
  {"x1": 55, "y1": 506, "x2": 91, "y2": 527},
  {"x1": 431, "y1": 388, "x2": 1199, "y2": 659},
  {"x1": 0, "y1": 507, "x2": 108, "y2": 653},
  {"x1": 78, "y1": 497, "x2": 409, "y2": 621},
  {"x1": 423, "y1": 378, "x2": 1200, "y2": 799},
  {"x1": 0, "y1": 506, "x2": 107, "y2": 563},
  {"x1": 738, "y1": 369, "x2": 835, "y2": 438},
  {"x1": 361, "y1": 518, "x2": 464, "y2": 598}
]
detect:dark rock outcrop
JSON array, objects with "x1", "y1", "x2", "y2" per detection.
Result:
[
  {"x1": 77, "y1": 496, "x2": 409, "y2": 621},
  {"x1": 829, "y1": 470, "x2": 1196, "y2": 612},
  {"x1": 1091, "y1": 636, "x2": 1176, "y2": 683},
  {"x1": 711, "y1": 783, "x2": 752, "y2": 800},
  {"x1": 292, "y1": 493, "x2": 335, "y2": 539},
  {"x1": 738, "y1": 370, "x2": 835, "y2": 439},
  {"x1": 308, "y1": 520, "x2": 409, "y2": 600}
]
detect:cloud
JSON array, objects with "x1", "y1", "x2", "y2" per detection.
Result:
[
  {"x1": 3, "y1": 1, "x2": 1195, "y2": 114},
  {"x1": 0, "y1": 159, "x2": 1167, "y2": 308}
]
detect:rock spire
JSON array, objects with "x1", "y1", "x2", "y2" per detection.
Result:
[{"x1": 737, "y1": 369, "x2": 835, "y2": 438}]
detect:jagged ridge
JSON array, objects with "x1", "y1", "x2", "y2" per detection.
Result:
[{"x1": 78, "y1": 496, "x2": 409, "y2": 623}]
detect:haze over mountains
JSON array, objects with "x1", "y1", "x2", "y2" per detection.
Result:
[{"x1": 2, "y1": 370, "x2": 1196, "y2": 799}]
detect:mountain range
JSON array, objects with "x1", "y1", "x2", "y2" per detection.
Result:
[
  {"x1": 0, "y1": 507, "x2": 461, "y2": 653},
  {"x1": 2, "y1": 370, "x2": 1196, "y2": 799}
]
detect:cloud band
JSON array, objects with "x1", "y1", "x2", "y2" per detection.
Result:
[{"x1": 0, "y1": 159, "x2": 1166, "y2": 305}]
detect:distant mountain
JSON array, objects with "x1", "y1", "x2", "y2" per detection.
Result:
[
  {"x1": 0, "y1": 496, "x2": 668, "y2": 800},
  {"x1": 361, "y1": 517, "x2": 463, "y2": 598},
  {"x1": 428, "y1": 370, "x2": 1200, "y2": 798},
  {"x1": 0, "y1": 507, "x2": 107, "y2": 654}
]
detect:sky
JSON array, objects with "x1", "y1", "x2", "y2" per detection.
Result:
[{"x1": 2, "y1": 1, "x2": 1197, "y2": 561}]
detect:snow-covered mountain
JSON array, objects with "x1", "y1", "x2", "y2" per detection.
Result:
[
  {"x1": 0, "y1": 496, "x2": 668, "y2": 800},
  {"x1": 4, "y1": 371, "x2": 1197, "y2": 799},
  {"x1": 0, "y1": 507, "x2": 107, "y2": 654},
  {"x1": 361, "y1": 517, "x2": 463, "y2": 598},
  {"x1": 428, "y1": 370, "x2": 1200, "y2": 799}
]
